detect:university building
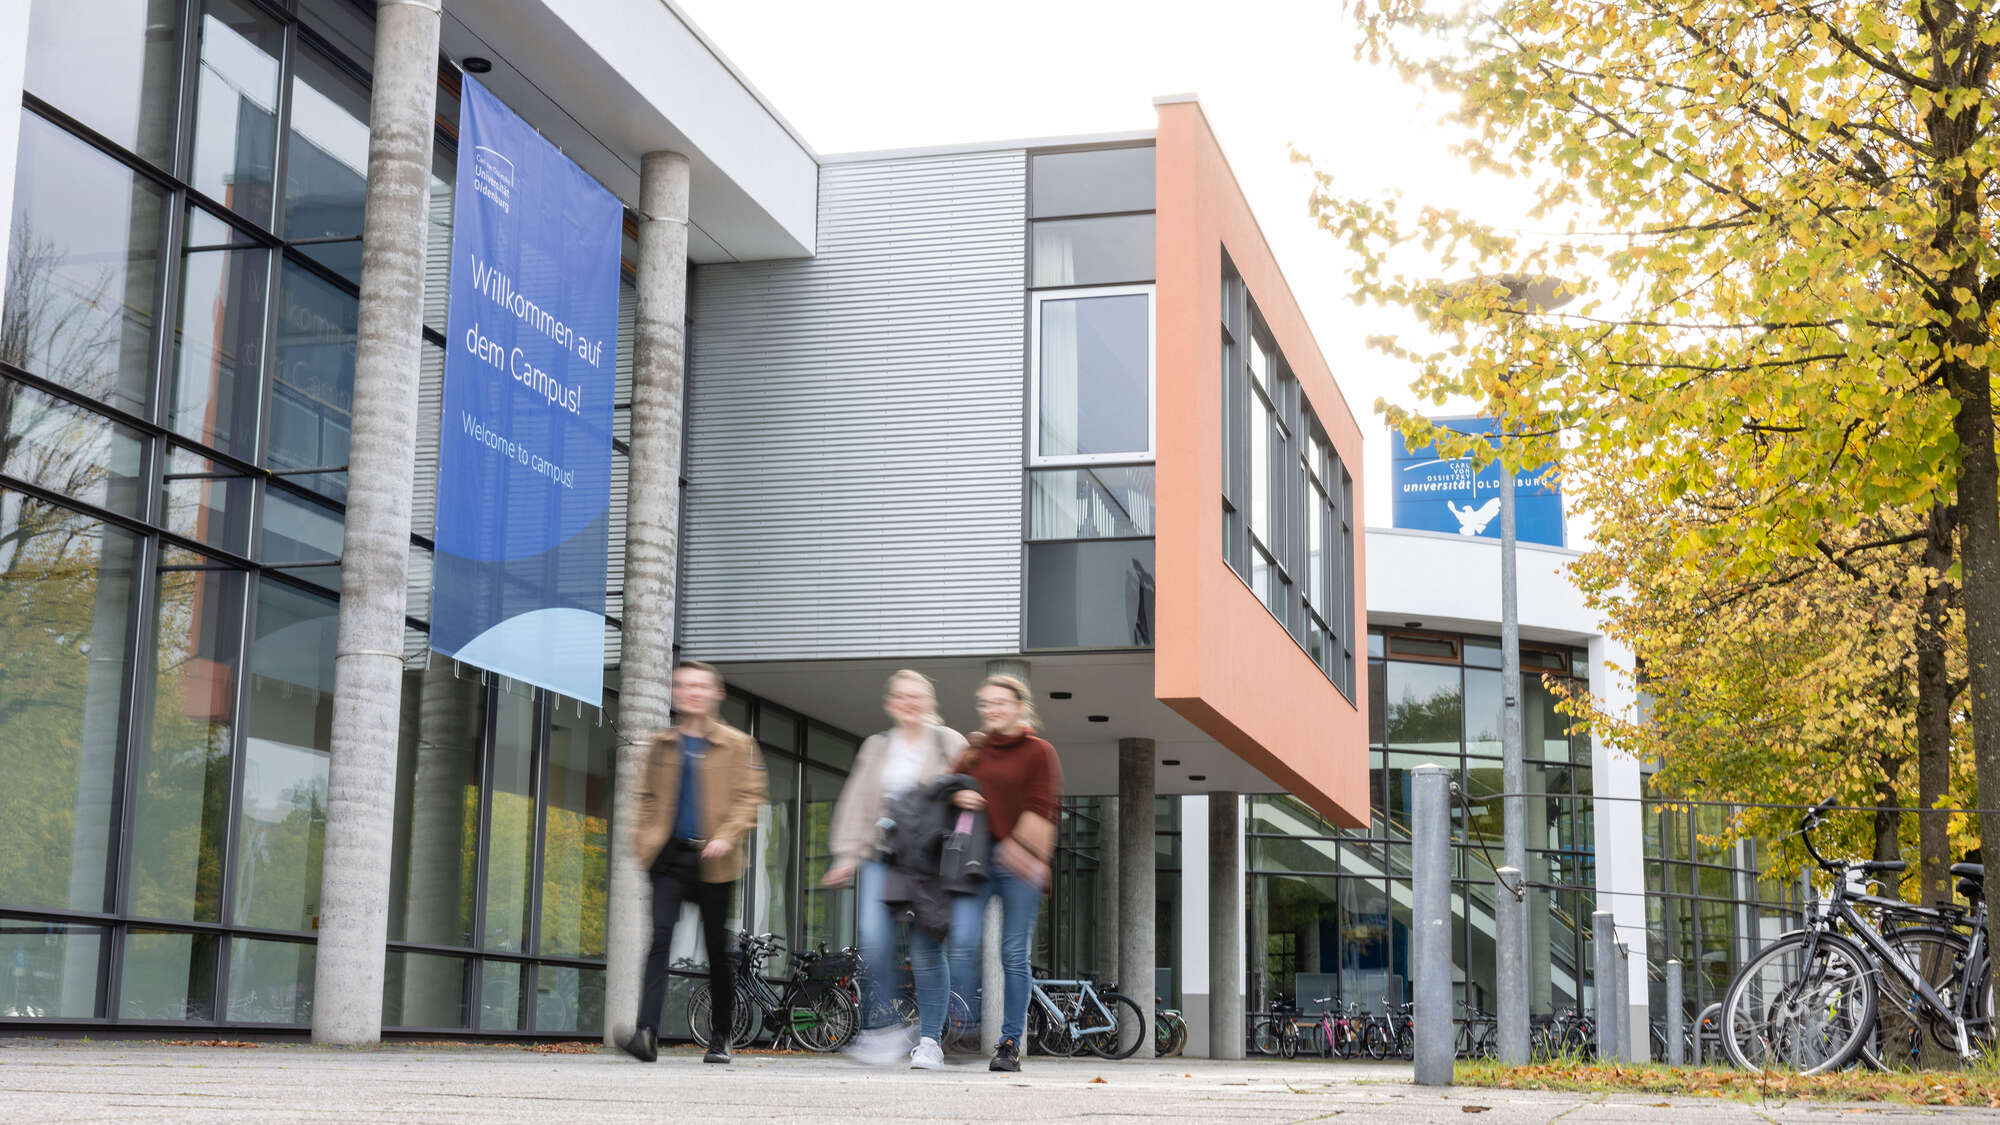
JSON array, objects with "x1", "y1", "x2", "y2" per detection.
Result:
[{"x1": 0, "y1": 0, "x2": 1773, "y2": 1056}]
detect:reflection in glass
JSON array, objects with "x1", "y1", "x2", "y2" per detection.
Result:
[
  {"x1": 260, "y1": 486, "x2": 342, "y2": 591},
  {"x1": 1028, "y1": 466, "x2": 1155, "y2": 539},
  {"x1": 1031, "y1": 214, "x2": 1155, "y2": 287},
  {"x1": 23, "y1": 0, "x2": 181, "y2": 166},
  {"x1": 480, "y1": 960, "x2": 523, "y2": 1031},
  {"x1": 271, "y1": 260, "x2": 356, "y2": 501},
  {"x1": 802, "y1": 765, "x2": 853, "y2": 958},
  {"x1": 0, "y1": 921, "x2": 102, "y2": 1018},
  {"x1": 0, "y1": 379, "x2": 145, "y2": 515},
  {"x1": 284, "y1": 46, "x2": 371, "y2": 282},
  {"x1": 1463, "y1": 668, "x2": 1501, "y2": 758},
  {"x1": 1025, "y1": 539, "x2": 1155, "y2": 649},
  {"x1": 382, "y1": 950, "x2": 466, "y2": 1028},
  {"x1": 483, "y1": 683, "x2": 537, "y2": 953},
  {"x1": 540, "y1": 701, "x2": 613, "y2": 958},
  {"x1": 170, "y1": 208, "x2": 270, "y2": 457},
  {"x1": 389, "y1": 662, "x2": 479, "y2": 950},
  {"x1": 234, "y1": 580, "x2": 333, "y2": 932},
  {"x1": 0, "y1": 495, "x2": 137, "y2": 916},
  {"x1": 1382, "y1": 661, "x2": 1461, "y2": 755},
  {"x1": 534, "y1": 965, "x2": 604, "y2": 1036},
  {"x1": 4, "y1": 113, "x2": 165, "y2": 413},
  {"x1": 120, "y1": 929, "x2": 217, "y2": 1019},
  {"x1": 190, "y1": 0, "x2": 281, "y2": 224},
  {"x1": 129, "y1": 549, "x2": 244, "y2": 922},
  {"x1": 225, "y1": 937, "x2": 313, "y2": 1024},
  {"x1": 1037, "y1": 292, "x2": 1150, "y2": 460},
  {"x1": 746, "y1": 752, "x2": 796, "y2": 977},
  {"x1": 162, "y1": 445, "x2": 255, "y2": 555}
]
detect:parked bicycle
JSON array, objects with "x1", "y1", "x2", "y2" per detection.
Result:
[
  {"x1": 1024, "y1": 970, "x2": 1145, "y2": 1059},
  {"x1": 1530, "y1": 1006, "x2": 1595, "y2": 1060},
  {"x1": 1154, "y1": 998, "x2": 1188, "y2": 1057},
  {"x1": 688, "y1": 932, "x2": 859, "y2": 1052},
  {"x1": 1250, "y1": 996, "x2": 1304, "y2": 1057},
  {"x1": 1720, "y1": 797, "x2": 1992, "y2": 1074},
  {"x1": 1456, "y1": 1003, "x2": 1498, "y2": 1059}
]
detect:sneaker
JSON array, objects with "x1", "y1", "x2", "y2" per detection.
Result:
[
  {"x1": 910, "y1": 1037, "x2": 945, "y2": 1070},
  {"x1": 846, "y1": 1025, "x2": 914, "y2": 1067},
  {"x1": 989, "y1": 1036, "x2": 1020, "y2": 1073},
  {"x1": 703, "y1": 1043, "x2": 732, "y2": 1064},
  {"x1": 615, "y1": 1025, "x2": 658, "y2": 1063}
]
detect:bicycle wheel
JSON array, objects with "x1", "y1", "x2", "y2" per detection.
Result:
[
  {"x1": 1040, "y1": 1002, "x2": 1084, "y2": 1057},
  {"x1": 1873, "y1": 926, "x2": 1988, "y2": 1070},
  {"x1": 1252, "y1": 1017, "x2": 1284, "y2": 1056},
  {"x1": 1475, "y1": 1021, "x2": 1497, "y2": 1059},
  {"x1": 686, "y1": 983, "x2": 756, "y2": 1050},
  {"x1": 789, "y1": 983, "x2": 858, "y2": 1052},
  {"x1": 1166, "y1": 1012, "x2": 1189, "y2": 1058},
  {"x1": 1395, "y1": 1024, "x2": 1414, "y2": 1060},
  {"x1": 1362, "y1": 1023, "x2": 1388, "y2": 1060},
  {"x1": 1333, "y1": 1023, "x2": 1357, "y2": 1059},
  {"x1": 944, "y1": 990, "x2": 978, "y2": 1053},
  {"x1": 1086, "y1": 992, "x2": 1147, "y2": 1059},
  {"x1": 1722, "y1": 930, "x2": 1877, "y2": 1075}
]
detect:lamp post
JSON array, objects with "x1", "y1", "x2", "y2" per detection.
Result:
[{"x1": 1441, "y1": 273, "x2": 1574, "y2": 1066}]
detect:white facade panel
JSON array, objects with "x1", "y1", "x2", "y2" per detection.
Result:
[{"x1": 682, "y1": 151, "x2": 1028, "y2": 660}]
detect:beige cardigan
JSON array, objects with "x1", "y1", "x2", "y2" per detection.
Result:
[{"x1": 828, "y1": 723, "x2": 969, "y2": 867}]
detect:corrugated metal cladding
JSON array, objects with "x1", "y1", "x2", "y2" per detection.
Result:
[{"x1": 682, "y1": 150, "x2": 1029, "y2": 660}]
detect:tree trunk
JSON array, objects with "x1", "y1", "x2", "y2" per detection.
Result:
[
  {"x1": 311, "y1": 0, "x2": 441, "y2": 1046},
  {"x1": 1873, "y1": 769, "x2": 1902, "y2": 900},
  {"x1": 1915, "y1": 502, "x2": 1957, "y2": 907}
]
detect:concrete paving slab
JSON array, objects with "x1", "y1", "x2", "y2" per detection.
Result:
[{"x1": 0, "y1": 1041, "x2": 1992, "y2": 1124}]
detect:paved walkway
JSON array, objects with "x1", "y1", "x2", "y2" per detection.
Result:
[{"x1": 0, "y1": 1040, "x2": 1992, "y2": 1123}]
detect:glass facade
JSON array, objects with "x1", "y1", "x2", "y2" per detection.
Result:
[
  {"x1": 1245, "y1": 627, "x2": 1596, "y2": 1022},
  {"x1": 1220, "y1": 257, "x2": 1356, "y2": 696},
  {"x1": 1025, "y1": 144, "x2": 1157, "y2": 652},
  {"x1": 0, "y1": 0, "x2": 871, "y2": 1037},
  {"x1": 1641, "y1": 783, "x2": 1798, "y2": 1039}
]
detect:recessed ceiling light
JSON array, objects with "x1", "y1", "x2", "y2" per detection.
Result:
[
  {"x1": 1050, "y1": 691, "x2": 1073, "y2": 700},
  {"x1": 1087, "y1": 715, "x2": 1109, "y2": 723},
  {"x1": 462, "y1": 56, "x2": 493, "y2": 74},
  {"x1": 1162, "y1": 759, "x2": 1181, "y2": 767},
  {"x1": 1188, "y1": 774, "x2": 1208, "y2": 782}
]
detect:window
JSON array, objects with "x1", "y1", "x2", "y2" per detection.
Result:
[
  {"x1": 23, "y1": 0, "x2": 181, "y2": 167},
  {"x1": 1029, "y1": 466, "x2": 1155, "y2": 539},
  {"x1": 1031, "y1": 214, "x2": 1154, "y2": 288},
  {"x1": 1032, "y1": 287, "x2": 1154, "y2": 465},
  {"x1": 1030, "y1": 147, "x2": 1156, "y2": 217},
  {"x1": 1219, "y1": 262, "x2": 1356, "y2": 697}
]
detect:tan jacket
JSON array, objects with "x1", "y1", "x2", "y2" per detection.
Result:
[
  {"x1": 828, "y1": 724, "x2": 967, "y2": 867},
  {"x1": 631, "y1": 720, "x2": 768, "y2": 883}
]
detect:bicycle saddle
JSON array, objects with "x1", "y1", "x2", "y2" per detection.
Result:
[{"x1": 1951, "y1": 862, "x2": 1984, "y2": 879}]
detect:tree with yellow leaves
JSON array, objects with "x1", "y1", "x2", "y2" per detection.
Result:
[{"x1": 1306, "y1": 2, "x2": 2000, "y2": 937}]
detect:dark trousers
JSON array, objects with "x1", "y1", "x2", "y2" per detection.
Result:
[{"x1": 638, "y1": 845, "x2": 734, "y2": 1042}]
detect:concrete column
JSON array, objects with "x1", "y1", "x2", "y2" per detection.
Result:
[
  {"x1": 1096, "y1": 797, "x2": 1120, "y2": 980},
  {"x1": 1665, "y1": 959, "x2": 1684, "y2": 1066},
  {"x1": 1118, "y1": 738, "x2": 1156, "y2": 1058},
  {"x1": 1412, "y1": 766, "x2": 1452, "y2": 1086},
  {"x1": 312, "y1": 0, "x2": 440, "y2": 1047},
  {"x1": 980, "y1": 658, "x2": 1029, "y2": 1052},
  {"x1": 1179, "y1": 795, "x2": 1211, "y2": 1058},
  {"x1": 1207, "y1": 793, "x2": 1243, "y2": 1059},
  {"x1": 605, "y1": 150, "x2": 691, "y2": 1043},
  {"x1": 1592, "y1": 912, "x2": 1616, "y2": 1059},
  {"x1": 1614, "y1": 943, "x2": 1633, "y2": 1062},
  {"x1": 1495, "y1": 867, "x2": 1527, "y2": 1064}
]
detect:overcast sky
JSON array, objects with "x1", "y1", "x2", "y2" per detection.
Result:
[{"x1": 675, "y1": 0, "x2": 1541, "y2": 524}]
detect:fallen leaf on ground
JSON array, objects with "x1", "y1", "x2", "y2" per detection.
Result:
[
  {"x1": 1090, "y1": 1076, "x2": 1108, "y2": 1084},
  {"x1": 1462, "y1": 1107, "x2": 1490, "y2": 1114},
  {"x1": 186, "y1": 1040, "x2": 260, "y2": 1048}
]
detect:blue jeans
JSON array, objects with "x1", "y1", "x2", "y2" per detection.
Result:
[
  {"x1": 855, "y1": 860, "x2": 951, "y2": 1041},
  {"x1": 947, "y1": 853, "x2": 1043, "y2": 1045}
]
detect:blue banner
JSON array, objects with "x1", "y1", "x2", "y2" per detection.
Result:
[
  {"x1": 1389, "y1": 417, "x2": 1565, "y2": 547},
  {"x1": 431, "y1": 76, "x2": 619, "y2": 704}
]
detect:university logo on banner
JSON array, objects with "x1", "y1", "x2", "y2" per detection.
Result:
[
  {"x1": 431, "y1": 76, "x2": 619, "y2": 704},
  {"x1": 1389, "y1": 416, "x2": 1565, "y2": 548}
]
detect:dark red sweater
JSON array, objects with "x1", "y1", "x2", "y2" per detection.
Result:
[{"x1": 964, "y1": 728, "x2": 1062, "y2": 844}]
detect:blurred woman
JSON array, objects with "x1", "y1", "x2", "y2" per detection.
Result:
[
  {"x1": 948, "y1": 673, "x2": 1062, "y2": 1073},
  {"x1": 824, "y1": 670, "x2": 967, "y2": 1068}
]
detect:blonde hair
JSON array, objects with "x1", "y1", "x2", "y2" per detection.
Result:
[
  {"x1": 883, "y1": 668, "x2": 944, "y2": 726},
  {"x1": 978, "y1": 674, "x2": 1040, "y2": 729}
]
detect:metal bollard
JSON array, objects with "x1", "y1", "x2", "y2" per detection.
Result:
[
  {"x1": 1666, "y1": 960, "x2": 1684, "y2": 1067},
  {"x1": 1496, "y1": 866, "x2": 1527, "y2": 1065},
  {"x1": 1592, "y1": 912, "x2": 1616, "y2": 1061},
  {"x1": 1412, "y1": 765, "x2": 1453, "y2": 1086},
  {"x1": 1614, "y1": 943, "x2": 1633, "y2": 1063}
]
